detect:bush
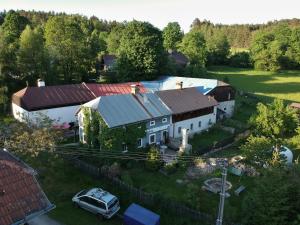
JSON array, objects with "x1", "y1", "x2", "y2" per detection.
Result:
[
  {"x1": 121, "y1": 171, "x2": 133, "y2": 185},
  {"x1": 145, "y1": 146, "x2": 162, "y2": 171},
  {"x1": 108, "y1": 162, "x2": 121, "y2": 178},
  {"x1": 229, "y1": 52, "x2": 252, "y2": 68},
  {"x1": 164, "y1": 162, "x2": 178, "y2": 174}
]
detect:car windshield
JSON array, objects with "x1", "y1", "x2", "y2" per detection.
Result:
[
  {"x1": 108, "y1": 198, "x2": 119, "y2": 209},
  {"x1": 77, "y1": 189, "x2": 89, "y2": 197}
]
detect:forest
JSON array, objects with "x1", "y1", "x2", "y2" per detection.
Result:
[{"x1": 0, "y1": 10, "x2": 300, "y2": 114}]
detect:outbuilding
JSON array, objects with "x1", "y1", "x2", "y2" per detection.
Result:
[{"x1": 124, "y1": 203, "x2": 160, "y2": 225}]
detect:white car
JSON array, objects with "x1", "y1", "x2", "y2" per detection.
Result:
[{"x1": 72, "y1": 188, "x2": 120, "y2": 219}]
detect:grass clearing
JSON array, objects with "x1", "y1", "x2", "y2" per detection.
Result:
[{"x1": 208, "y1": 66, "x2": 300, "y2": 102}]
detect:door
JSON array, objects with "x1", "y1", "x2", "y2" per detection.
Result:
[{"x1": 161, "y1": 130, "x2": 169, "y2": 144}]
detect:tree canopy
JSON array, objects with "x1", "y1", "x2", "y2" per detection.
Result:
[
  {"x1": 116, "y1": 21, "x2": 165, "y2": 81},
  {"x1": 162, "y1": 22, "x2": 183, "y2": 50},
  {"x1": 178, "y1": 30, "x2": 207, "y2": 66}
]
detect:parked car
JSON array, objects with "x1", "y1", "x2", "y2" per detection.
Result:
[{"x1": 72, "y1": 187, "x2": 120, "y2": 219}]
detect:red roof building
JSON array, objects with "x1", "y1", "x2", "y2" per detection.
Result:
[
  {"x1": 0, "y1": 149, "x2": 54, "y2": 225},
  {"x1": 12, "y1": 82, "x2": 146, "y2": 111}
]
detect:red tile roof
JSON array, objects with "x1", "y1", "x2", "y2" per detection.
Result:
[
  {"x1": 0, "y1": 150, "x2": 54, "y2": 225},
  {"x1": 84, "y1": 82, "x2": 146, "y2": 97}
]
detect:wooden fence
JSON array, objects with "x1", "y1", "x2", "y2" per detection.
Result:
[{"x1": 64, "y1": 155, "x2": 216, "y2": 224}]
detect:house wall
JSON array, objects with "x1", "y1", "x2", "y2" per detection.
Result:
[
  {"x1": 217, "y1": 100, "x2": 235, "y2": 117},
  {"x1": 141, "y1": 115, "x2": 171, "y2": 147},
  {"x1": 169, "y1": 106, "x2": 217, "y2": 138},
  {"x1": 12, "y1": 103, "x2": 80, "y2": 124}
]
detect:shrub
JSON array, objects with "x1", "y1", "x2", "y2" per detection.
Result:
[
  {"x1": 121, "y1": 171, "x2": 133, "y2": 185},
  {"x1": 145, "y1": 146, "x2": 162, "y2": 171},
  {"x1": 108, "y1": 162, "x2": 121, "y2": 178},
  {"x1": 164, "y1": 162, "x2": 178, "y2": 174},
  {"x1": 229, "y1": 52, "x2": 252, "y2": 68}
]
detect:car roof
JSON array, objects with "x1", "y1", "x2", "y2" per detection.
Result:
[{"x1": 85, "y1": 188, "x2": 115, "y2": 203}]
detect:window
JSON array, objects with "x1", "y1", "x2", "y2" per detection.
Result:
[
  {"x1": 149, "y1": 134, "x2": 156, "y2": 144},
  {"x1": 137, "y1": 138, "x2": 143, "y2": 148},
  {"x1": 198, "y1": 121, "x2": 202, "y2": 128},
  {"x1": 208, "y1": 119, "x2": 212, "y2": 125},
  {"x1": 224, "y1": 107, "x2": 227, "y2": 111},
  {"x1": 150, "y1": 120, "x2": 155, "y2": 126},
  {"x1": 190, "y1": 123, "x2": 193, "y2": 130},
  {"x1": 162, "y1": 118, "x2": 167, "y2": 123},
  {"x1": 178, "y1": 127, "x2": 182, "y2": 134}
]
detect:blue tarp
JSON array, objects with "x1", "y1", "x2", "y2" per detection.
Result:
[{"x1": 124, "y1": 203, "x2": 160, "y2": 225}]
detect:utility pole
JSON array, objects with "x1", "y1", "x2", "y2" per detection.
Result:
[{"x1": 216, "y1": 162, "x2": 228, "y2": 225}]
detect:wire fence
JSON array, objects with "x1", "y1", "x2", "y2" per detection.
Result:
[{"x1": 63, "y1": 155, "x2": 216, "y2": 224}]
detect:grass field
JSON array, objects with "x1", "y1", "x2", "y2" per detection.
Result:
[{"x1": 208, "y1": 66, "x2": 300, "y2": 102}]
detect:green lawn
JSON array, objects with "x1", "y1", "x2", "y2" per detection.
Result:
[{"x1": 208, "y1": 66, "x2": 300, "y2": 102}]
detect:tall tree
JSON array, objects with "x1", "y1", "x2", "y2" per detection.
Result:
[
  {"x1": 106, "y1": 24, "x2": 125, "y2": 54},
  {"x1": 17, "y1": 25, "x2": 48, "y2": 85},
  {"x1": 45, "y1": 16, "x2": 91, "y2": 83},
  {"x1": 178, "y1": 30, "x2": 207, "y2": 66},
  {"x1": 162, "y1": 22, "x2": 183, "y2": 50},
  {"x1": 207, "y1": 31, "x2": 230, "y2": 65},
  {"x1": 117, "y1": 21, "x2": 165, "y2": 81}
]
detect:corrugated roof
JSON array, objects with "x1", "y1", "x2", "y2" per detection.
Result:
[
  {"x1": 85, "y1": 95, "x2": 150, "y2": 128},
  {"x1": 83, "y1": 92, "x2": 171, "y2": 128},
  {"x1": 84, "y1": 82, "x2": 146, "y2": 97},
  {"x1": 12, "y1": 82, "x2": 147, "y2": 111},
  {"x1": 0, "y1": 150, "x2": 54, "y2": 225},
  {"x1": 142, "y1": 76, "x2": 219, "y2": 94},
  {"x1": 12, "y1": 84, "x2": 95, "y2": 111},
  {"x1": 134, "y1": 93, "x2": 171, "y2": 118},
  {"x1": 156, "y1": 87, "x2": 218, "y2": 114}
]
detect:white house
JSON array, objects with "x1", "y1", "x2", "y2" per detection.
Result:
[
  {"x1": 156, "y1": 85, "x2": 218, "y2": 138},
  {"x1": 11, "y1": 81, "x2": 95, "y2": 125}
]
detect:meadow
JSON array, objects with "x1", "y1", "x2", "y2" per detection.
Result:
[{"x1": 208, "y1": 66, "x2": 300, "y2": 102}]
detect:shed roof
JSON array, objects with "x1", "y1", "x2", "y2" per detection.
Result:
[
  {"x1": 103, "y1": 54, "x2": 117, "y2": 66},
  {"x1": 124, "y1": 203, "x2": 160, "y2": 225},
  {"x1": 168, "y1": 50, "x2": 189, "y2": 66},
  {"x1": 156, "y1": 87, "x2": 218, "y2": 114},
  {"x1": 0, "y1": 149, "x2": 54, "y2": 225}
]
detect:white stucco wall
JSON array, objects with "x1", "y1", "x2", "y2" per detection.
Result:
[
  {"x1": 170, "y1": 106, "x2": 217, "y2": 138},
  {"x1": 217, "y1": 100, "x2": 235, "y2": 117},
  {"x1": 12, "y1": 103, "x2": 80, "y2": 124}
]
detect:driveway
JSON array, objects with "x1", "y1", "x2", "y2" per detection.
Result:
[{"x1": 29, "y1": 215, "x2": 63, "y2": 225}]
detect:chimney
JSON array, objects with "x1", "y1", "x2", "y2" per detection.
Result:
[
  {"x1": 176, "y1": 81, "x2": 183, "y2": 90},
  {"x1": 131, "y1": 84, "x2": 139, "y2": 95},
  {"x1": 37, "y1": 79, "x2": 45, "y2": 87}
]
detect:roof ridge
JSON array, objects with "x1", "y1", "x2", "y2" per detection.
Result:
[
  {"x1": 82, "y1": 82, "x2": 97, "y2": 98},
  {"x1": 132, "y1": 94, "x2": 153, "y2": 118}
]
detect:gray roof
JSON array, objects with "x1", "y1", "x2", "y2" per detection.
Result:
[
  {"x1": 156, "y1": 87, "x2": 218, "y2": 114},
  {"x1": 134, "y1": 93, "x2": 171, "y2": 118},
  {"x1": 83, "y1": 93, "x2": 171, "y2": 128}
]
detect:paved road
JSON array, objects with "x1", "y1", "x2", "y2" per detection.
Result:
[{"x1": 29, "y1": 215, "x2": 63, "y2": 225}]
